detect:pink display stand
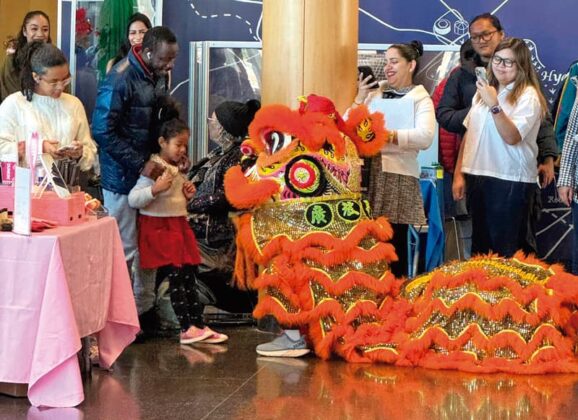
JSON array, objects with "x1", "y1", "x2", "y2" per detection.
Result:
[
  {"x1": 0, "y1": 217, "x2": 140, "y2": 407},
  {"x1": 31, "y1": 191, "x2": 86, "y2": 225}
]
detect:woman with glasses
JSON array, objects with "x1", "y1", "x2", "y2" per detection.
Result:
[
  {"x1": 187, "y1": 99, "x2": 260, "y2": 313},
  {"x1": 0, "y1": 42, "x2": 96, "y2": 170},
  {"x1": 188, "y1": 100, "x2": 261, "y2": 264},
  {"x1": 452, "y1": 38, "x2": 548, "y2": 257},
  {"x1": 0, "y1": 10, "x2": 51, "y2": 103}
]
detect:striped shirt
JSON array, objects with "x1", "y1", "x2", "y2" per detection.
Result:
[{"x1": 557, "y1": 76, "x2": 578, "y2": 203}]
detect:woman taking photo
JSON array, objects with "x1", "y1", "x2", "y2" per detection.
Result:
[
  {"x1": 352, "y1": 40, "x2": 435, "y2": 277},
  {"x1": 452, "y1": 38, "x2": 547, "y2": 257},
  {"x1": 0, "y1": 10, "x2": 51, "y2": 102},
  {"x1": 0, "y1": 42, "x2": 96, "y2": 171}
]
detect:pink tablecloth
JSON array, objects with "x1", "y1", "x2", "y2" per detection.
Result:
[{"x1": 0, "y1": 217, "x2": 140, "y2": 407}]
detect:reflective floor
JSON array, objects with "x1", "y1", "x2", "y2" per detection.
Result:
[{"x1": 2, "y1": 326, "x2": 578, "y2": 419}]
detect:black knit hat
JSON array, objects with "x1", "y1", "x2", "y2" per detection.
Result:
[{"x1": 214, "y1": 99, "x2": 261, "y2": 138}]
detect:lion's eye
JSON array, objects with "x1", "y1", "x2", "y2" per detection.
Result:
[{"x1": 264, "y1": 131, "x2": 291, "y2": 154}]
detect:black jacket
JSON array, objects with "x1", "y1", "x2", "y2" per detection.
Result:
[
  {"x1": 92, "y1": 48, "x2": 167, "y2": 194},
  {"x1": 188, "y1": 141, "x2": 242, "y2": 248},
  {"x1": 435, "y1": 66, "x2": 478, "y2": 136},
  {"x1": 436, "y1": 63, "x2": 558, "y2": 164}
]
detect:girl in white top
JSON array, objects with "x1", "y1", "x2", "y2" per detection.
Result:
[
  {"x1": 0, "y1": 42, "x2": 96, "y2": 171},
  {"x1": 352, "y1": 40, "x2": 435, "y2": 277},
  {"x1": 128, "y1": 118, "x2": 228, "y2": 346},
  {"x1": 453, "y1": 38, "x2": 547, "y2": 257}
]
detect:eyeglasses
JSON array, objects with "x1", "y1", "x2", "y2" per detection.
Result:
[
  {"x1": 39, "y1": 76, "x2": 72, "y2": 89},
  {"x1": 492, "y1": 55, "x2": 516, "y2": 68},
  {"x1": 470, "y1": 30, "x2": 498, "y2": 43}
]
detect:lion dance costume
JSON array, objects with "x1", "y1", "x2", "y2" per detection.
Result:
[{"x1": 224, "y1": 94, "x2": 578, "y2": 374}]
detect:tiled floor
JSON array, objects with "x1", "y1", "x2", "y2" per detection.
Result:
[{"x1": 2, "y1": 326, "x2": 578, "y2": 419}]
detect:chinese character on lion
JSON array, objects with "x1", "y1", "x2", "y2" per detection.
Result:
[{"x1": 224, "y1": 94, "x2": 578, "y2": 374}]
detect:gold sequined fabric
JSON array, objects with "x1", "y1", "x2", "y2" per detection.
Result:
[{"x1": 251, "y1": 195, "x2": 371, "y2": 252}]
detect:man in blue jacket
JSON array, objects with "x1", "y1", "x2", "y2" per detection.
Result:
[{"x1": 92, "y1": 26, "x2": 179, "y2": 326}]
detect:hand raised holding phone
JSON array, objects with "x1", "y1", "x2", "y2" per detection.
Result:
[
  {"x1": 475, "y1": 66, "x2": 498, "y2": 107},
  {"x1": 355, "y1": 66, "x2": 379, "y2": 105},
  {"x1": 475, "y1": 66, "x2": 488, "y2": 84}
]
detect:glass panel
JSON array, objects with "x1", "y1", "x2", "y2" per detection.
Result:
[
  {"x1": 204, "y1": 47, "x2": 262, "y2": 152},
  {"x1": 208, "y1": 47, "x2": 262, "y2": 117}
]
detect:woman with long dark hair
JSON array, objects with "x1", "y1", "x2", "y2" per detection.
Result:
[
  {"x1": 0, "y1": 10, "x2": 51, "y2": 102},
  {"x1": 106, "y1": 13, "x2": 152, "y2": 73}
]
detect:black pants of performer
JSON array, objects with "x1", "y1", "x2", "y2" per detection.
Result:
[
  {"x1": 466, "y1": 174, "x2": 535, "y2": 258},
  {"x1": 164, "y1": 265, "x2": 204, "y2": 332},
  {"x1": 389, "y1": 223, "x2": 409, "y2": 278}
]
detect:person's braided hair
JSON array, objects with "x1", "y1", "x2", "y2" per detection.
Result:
[{"x1": 20, "y1": 41, "x2": 67, "y2": 101}]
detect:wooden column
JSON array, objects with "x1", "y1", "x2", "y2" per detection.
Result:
[{"x1": 261, "y1": 0, "x2": 358, "y2": 113}]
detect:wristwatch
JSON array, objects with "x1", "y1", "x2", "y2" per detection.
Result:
[{"x1": 490, "y1": 104, "x2": 502, "y2": 114}]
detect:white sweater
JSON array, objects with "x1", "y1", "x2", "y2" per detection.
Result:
[
  {"x1": 128, "y1": 154, "x2": 189, "y2": 217},
  {"x1": 0, "y1": 92, "x2": 97, "y2": 171},
  {"x1": 365, "y1": 85, "x2": 435, "y2": 178}
]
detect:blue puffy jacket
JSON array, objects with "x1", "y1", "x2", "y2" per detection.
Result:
[{"x1": 92, "y1": 48, "x2": 167, "y2": 194}]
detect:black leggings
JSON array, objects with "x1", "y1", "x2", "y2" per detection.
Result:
[{"x1": 165, "y1": 265, "x2": 204, "y2": 332}]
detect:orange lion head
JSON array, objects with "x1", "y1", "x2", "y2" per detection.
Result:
[{"x1": 225, "y1": 94, "x2": 388, "y2": 209}]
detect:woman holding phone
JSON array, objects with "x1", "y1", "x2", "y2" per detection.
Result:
[
  {"x1": 0, "y1": 42, "x2": 96, "y2": 170},
  {"x1": 351, "y1": 41, "x2": 435, "y2": 277},
  {"x1": 452, "y1": 38, "x2": 547, "y2": 257}
]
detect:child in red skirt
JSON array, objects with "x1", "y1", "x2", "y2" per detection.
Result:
[{"x1": 128, "y1": 118, "x2": 228, "y2": 345}]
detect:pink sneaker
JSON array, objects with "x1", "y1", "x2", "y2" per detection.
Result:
[
  {"x1": 180, "y1": 326, "x2": 213, "y2": 344},
  {"x1": 202, "y1": 327, "x2": 229, "y2": 344}
]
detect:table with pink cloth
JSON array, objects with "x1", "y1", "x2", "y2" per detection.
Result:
[{"x1": 0, "y1": 217, "x2": 140, "y2": 407}]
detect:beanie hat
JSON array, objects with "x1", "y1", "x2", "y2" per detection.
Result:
[{"x1": 215, "y1": 99, "x2": 261, "y2": 138}]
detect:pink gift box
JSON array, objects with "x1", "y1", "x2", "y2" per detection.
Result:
[
  {"x1": 0, "y1": 185, "x2": 15, "y2": 211},
  {"x1": 31, "y1": 191, "x2": 86, "y2": 225}
]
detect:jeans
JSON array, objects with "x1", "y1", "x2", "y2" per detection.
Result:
[{"x1": 103, "y1": 189, "x2": 155, "y2": 314}]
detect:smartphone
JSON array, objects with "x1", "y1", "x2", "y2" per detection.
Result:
[
  {"x1": 358, "y1": 65, "x2": 378, "y2": 88},
  {"x1": 57, "y1": 144, "x2": 76, "y2": 153},
  {"x1": 475, "y1": 66, "x2": 488, "y2": 83}
]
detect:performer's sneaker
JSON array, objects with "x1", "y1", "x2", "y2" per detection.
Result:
[
  {"x1": 256, "y1": 332, "x2": 310, "y2": 358},
  {"x1": 180, "y1": 326, "x2": 213, "y2": 344}
]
